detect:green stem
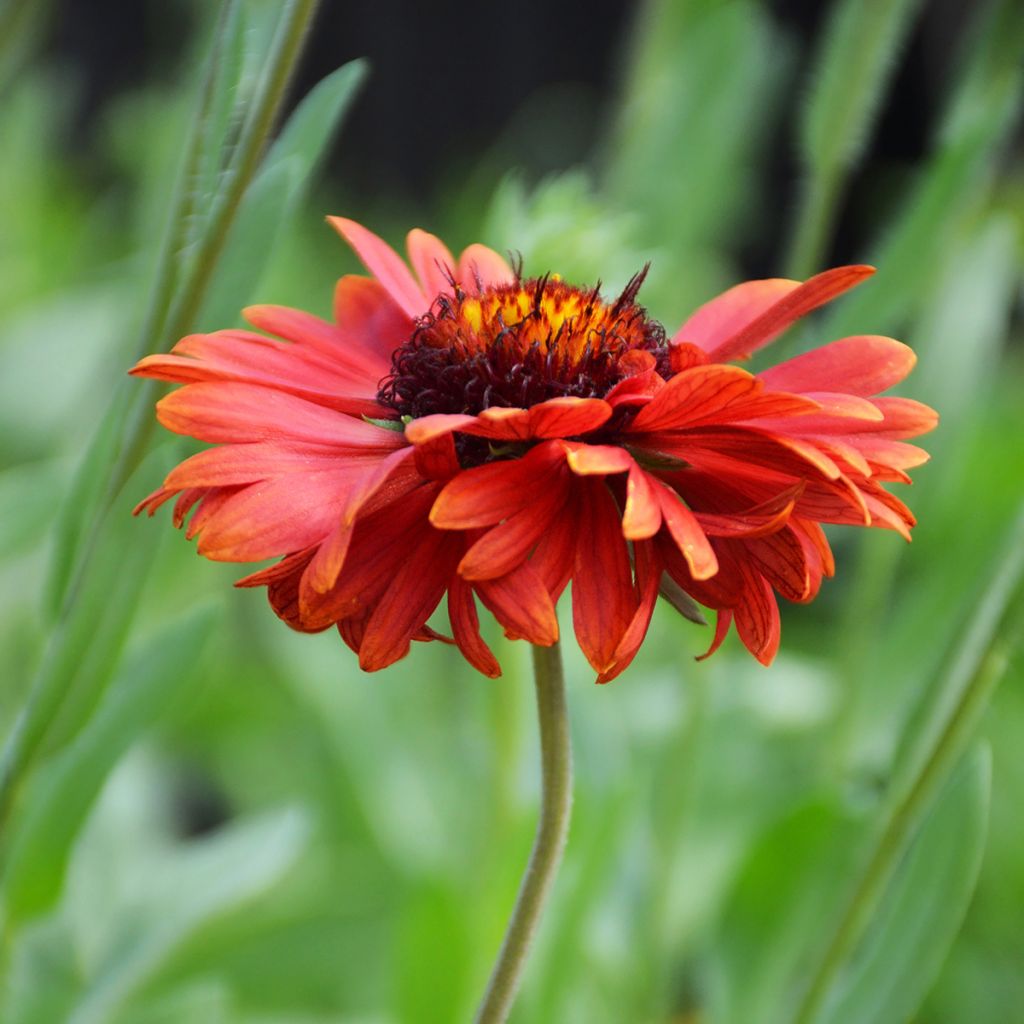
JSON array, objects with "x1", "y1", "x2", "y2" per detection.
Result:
[{"x1": 474, "y1": 641, "x2": 573, "y2": 1024}]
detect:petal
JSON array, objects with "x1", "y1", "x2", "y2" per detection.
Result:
[
  {"x1": 871, "y1": 397, "x2": 939, "y2": 438},
  {"x1": 564, "y1": 444, "x2": 632, "y2": 476},
  {"x1": 572, "y1": 478, "x2": 637, "y2": 673},
  {"x1": 701, "y1": 266, "x2": 876, "y2": 362},
  {"x1": 333, "y1": 274, "x2": 414, "y2": 360},
  {"x1": 629, "y1": 365, "x2": 819, "y2": 433},
  {"x1": 156, "y1": 383, "x2": 404, "y2": 446},
  {"x1": 596, "y1": 540, "x2": 662, "y2": 684},
  {"x1": 359, "y1": 528, "x2": 463, "y2": 670},
  {"x1": 243, "y1": 304, "x2": 389, "y2": 378},
  {"x1": 475, "y1": 562, "x2": 559, "y2": 646},
  {"x1": 193, "y1": 469, "x2": 367, "y2": 562},
  {"x1": 457, "y1": 243, "x2": 516, "y2": 292},
  {"x1": 622, "y1": 464, "x2": 662, "y2": 539},
  {"x1": 696, "y1": 609, "x2": 734, "y2": 661},
  {"x1": 733, "y1": 571, "x2": 781, "y2": 665},
  {"x1": 530, "y1": 488, "x2": 578, "y2": 603},
  {"x1": 758, "y1": 335, "x2": 916, "y2": 396},
  {"x1": 430, "y1": 442, "x2": 565, "y2": 528},
  {"x1": 328, "y1": 216, "x2": 428, "y2": 318},
  {"x1": 654, "y1": 481, "x2": 718, "y2": 581},
  {"x1": 448, "y1": 577, "x2": 502, "y2": 678},
  {"x1": 407, "y1": 228, "x2": 457, "y2": 300},
  {"x1": 674, "y1": 278, "x2": 801, "y2": 351},
  {"x1": 458, "y1": 480, "x2": 569, "y2": 580}
]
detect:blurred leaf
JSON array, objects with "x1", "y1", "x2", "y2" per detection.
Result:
[
  {"x1": 2, "y1": 602, "x2": 219, "y2": 925},
  {"x1": 707, "y1": 800, "x2": 863, "y2": 1024},
  {"x1": 819, "y1": 744, "x2": 991, "y2": 1024},
  {"x1": 394, "y1": 878, "x2": 472, "y2": 1023},
  {"x1": 194, "y1": 58, "x2": 367, "y2": 329},
  {"x1": 800, "y1": 0, "x2": 924, "y2": 177},
  {"x1": 196, "y1": 158, "x2": 300, "y2": 328},
  {"x1": 42, "y1": 383, "x2": 134, "y2": 621},
  {"x1": 822, "y1": 0, "x2": 1024, "y2": 339},
  {"x1": 67, "y1": 808, "x2": 309, "y2": 1024},
  {"x1": 787, "y1": 0, "x2": 925, "y2": 276},
  {"x1": 0, "y1": 458, "x2": 64, "y2": 558}
]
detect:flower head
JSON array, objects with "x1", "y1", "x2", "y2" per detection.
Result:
[{"x1": 131, "y1": 218, "x2": 937, "y2": 681}]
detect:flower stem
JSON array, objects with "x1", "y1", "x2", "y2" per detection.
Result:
[{"x1": 474, "y1": 641, "x2": 573, "y2": 1024}]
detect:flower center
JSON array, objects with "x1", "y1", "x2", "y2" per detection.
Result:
[{"x1": 376, "y1": 269, "x2": 669, "y2": 420}]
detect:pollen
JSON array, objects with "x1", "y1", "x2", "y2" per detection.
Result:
[{"x1": 377, "y1": 268, "x2": 668, "y2": 421}]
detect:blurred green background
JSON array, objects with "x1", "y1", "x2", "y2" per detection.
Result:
[{"x1": 1, "y1": 0, "x2": 1022, "y2": 1021}]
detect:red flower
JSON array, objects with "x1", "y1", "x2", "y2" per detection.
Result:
[{"x1": 131, "y1": 218, "x2": 937, "y2": 681}]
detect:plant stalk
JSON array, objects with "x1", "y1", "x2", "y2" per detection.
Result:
[{"x1": 474, "y1": 641, "x2": 573, "y2": 1024}]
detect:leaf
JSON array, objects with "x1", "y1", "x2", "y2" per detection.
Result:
[
  {"x1": 263, "y1": 59, "x2": 367, "y2": 183},
  {"x1": 2, "y1": 603, "x2": 220, "y2": 925},
  {"x1": 819, "y1": 744, "x2": 991, "y2": 1024},
  {"x1": 67, "y1": 808, "x2": 309, "y2": 1024},
  {"x1": 195, "y1": 157, "x2": 300, "y2": 328},
  {"x1": 821, "y1": 0, "x2": 1024, "y2": 339},
  {"x1": 195, "y1": 59, "x2": 367, "y2": 328},
  {"x1": 707, "y1": 800, "x2": 864, "y2": 1024},
  {"x1": 0, "y1": 457, "x2": 64, "y2": 559},
  {"x1": 800, "y1": 0, "x2": 925, "y2": 177}
]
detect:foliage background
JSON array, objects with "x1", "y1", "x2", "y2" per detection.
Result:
[{"x1": 1, "y1": 0, "x2": 1022, "y2": 1021}]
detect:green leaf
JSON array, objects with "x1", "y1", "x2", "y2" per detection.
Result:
[
  {"x1": 2, "y1": 603, "x2": 219, "y2": 925},
  {"x1": 819, "y1": 744, "x2": 991, "y2": 1024},
  {"x1": 68, "y1": 808, "x2": 309, "y2": 1024},
  {"x1": 800, "y1": 0, "x2": 924, "y2": 177},
  {"x1": 42, "y1": 382, "x2": 133, "y2": 620},
  {"x1": 195, "y1": 157, "x2": 300, "y2": 328},
  {"x1": 263, "y1": 58, "x2": 367, "y2": 184},
  {"x1": 195, "y1": 59, "x2": 367, "y2": 328},
  {"x1": 707, "y1": 800, "x2": 864, "y2": 1024},
  {"x1": 821, "y1": 0, "x2": 1024, "y2": 339}
]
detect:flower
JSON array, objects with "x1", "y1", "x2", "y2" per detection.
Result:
[{"x1": 131, "y1": 218, "x2": 937, "y2": 681}]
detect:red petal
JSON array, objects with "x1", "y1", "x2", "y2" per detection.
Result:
[
  {"x1": 564, "y1": 444, "x2": 632, "y2": 475},
  {"x1": 243, "y1": 304, "x2": 389, "y2": 378},
  {"x1": 332, "y1": 274, "x2": 413, "y2": 360},
  {"x1": 629, "y1": 364, "x2": 819, "y2": 434},
  {"x1": 359, "y1": 527, "x2": 463, "y2": 670},
  {"x1": 655, "y1": 481, "x2": 718, "y2": 580},
  {"x1": 457, "y1": 244, "x2": 516, "y2": 292},
  {"x1": 458, "y1": 482, "x2": 568, "y2": 580},
  {"x1": 448, "y1": 577, "x2": 502, "y2": 678},
  {"x1": 156, "y1": 383, "x2": 404, "y2": 447},
  {"x1": 475, "y1": 563, "x2": 559, "y2": 646},
  {"x1": 407, "y1": 228, "x2": 457, "y2": 300},
  {"x1": 430, "y1": 442, "x2": 565, "y2": 528},
  {"x1": 413, "y1": 432, "x2": 461, "y2": 481},
  {"x1": 696, "y1": 609, "x2": 733, "y2": 661},
  {"x1": 759, "y1": 335, "x2": 916, "y2": 396},
  {"x1": 733, "y1": 571, "x2": 781, "y2": 665},
  {"x1": 623, "y1": 464, "x2": 662, "y2": 539},
  {"x1": 673, "y1": 279, "x2": 801, "y2": 351},
  {"x1": 705, "y1": 266, "x2": 876, "y2": 362},
  {"x1": 572, "y1": 479, "x2": 637, "y2": 673},
  {"x1": 328, "y1": 216, "x2": 427, "y2": 318},
  {"x1": 596, "y1": 540, "x2": 662, "y2": 684}
]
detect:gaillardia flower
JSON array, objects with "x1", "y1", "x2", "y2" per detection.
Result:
[{"x1": 131, "y1": 219, "x2": 937, "y2": 681}]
